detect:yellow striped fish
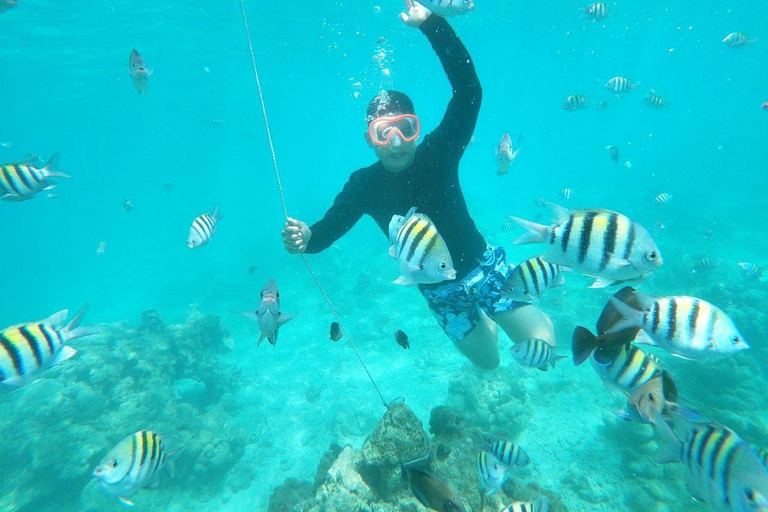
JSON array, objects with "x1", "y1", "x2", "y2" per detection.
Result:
[
  {"x1": 508, "y1": 205, "x2": 662, "y2": 288},
  {"x1": 609, "y1": 292, "x2": 748, "y2": 361},
  {"x1": 645, "y1": 90, "x2": 667, "y2": 109},
  {"x1": 656, "y1": 416, "x2": 768, "y2": 512},
  {"x1": 0, "y1": 153, "x2": 69, "y2": 202},
  {"x1": 476, "y1": 451, "x2": 506, "y2": 496},
  {"x1": 562, "y1": 94, "x2": 589, "y2": 111},
  {"x1": 388, "y1": 207, "x2": 455, "y2": 285},
  {"x1": 584, "y1": 2, "x2": 608, "y2": 19},
  {"x1": 510, "y1": 338, "x2": 567, "y2": 371},
  {"x1": 605, "y1": 76, "x2": 639, "y2": 95},
  {"x1": 93, "y1": 430, "x2": 182, "y2": 507},
  {"x1": 501, "y1": 496, "x2": 550, "y2": 512},
  {"x1": 489, "y1": 440, "x2": 531, "y2": 468},
  {"x1": 187, "y1": 205, "x2": 222, "y2": 249},
  {"x1": 722, "y1": 32, "x2": 753, "y2": 48},
  {"x1": 0, "y1": 303, "x2": 99, "y2": 387},
  {"x1": 502, "y1": 256, "x2": 570, "y2": 301}
]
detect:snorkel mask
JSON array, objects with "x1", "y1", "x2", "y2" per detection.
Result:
[{"x1": 368, "y1": 114, "x2": 421, "y2": 146}]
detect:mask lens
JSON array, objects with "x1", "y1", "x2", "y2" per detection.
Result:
[{"x1": 370, "y1": 115, "x2": 420, "y2": 145}]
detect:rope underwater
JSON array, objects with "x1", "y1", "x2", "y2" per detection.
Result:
[{"x1": 238, "y1": 0, "x2": 390, "y2": 409}]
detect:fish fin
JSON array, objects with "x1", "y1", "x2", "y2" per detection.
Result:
[
  {"x1": 238, "y1": 312, "x2": 258, "y2": 320},
  {"x1": 653, "y1": 415, "x2": 682, "y2": 464},
  {"x1": 1, "y1": 194, "x2": 25, "y2": 202},
  {"x1": 164, "y1": 446, "x2": 186, "y2": 479},
  {"x1": 670, "y1": 352, "x2": 698, "y2": 361},
  {"x1": 536, "y1": 496, "x2": 550, "y2": 512},
  {"x1": 596, "y1": 286, "x2": 639, "y2": 333},
  {"x1": 571, "y1": 326, "x2": 597, "y2": 366},
  {"x1": 403, "y1": 206, "x2": 417, "y2": 223},
  {"x1": 257, "y1": 333, "x2": 265, "y2": 346},
  {"x1": 559, "y1": 266, "x2": 574, "y2": 273},
  {"x1": 612, "y1": 408, "x2": 632, "y2": 421},
  {"x1": 45, "y1": 309, "x2": 70, "y2": 329},
  {"x1": 605, "y1": 297, "x2": 643, "y2": 334},
  {"x1": 0, "y1": 375, "x2": 38, "y2": 388},
  {"x1": 632, "y1": 329, "x2": 658, "y2": 347},
  {"x1": 605, "y1": 254, "x2": 632, "y2": 267},
  {"x1": 511, "y1": 147, "x2": 521, "y2": 159},
  {"x1": 51, "y1": 346, "x2": 77, "y2": 366},
  {"x1": 42, "y1": 183, "x2": 57, "y2": 191},
  {"x1": 546, "y1": 203, "x2": 571, "y2": 224},
  {"x1": 42, "y1": 152, "x2": 60, "y2": 172},
  {"x1": 118, "y1": 497, "x2": 135, "y2": 507},
  {"x1": 277, "y1": 313, "x2": 293, "y2": 326},
  {"x1": 589, "y1": 276, "x2": 617, "y2": 288},
  {"x1": 507, "y1": 216, "x2": 550, "y2": 245},
  {"x1": 388, "y1": 245, "x2": 395, "y2": 258},
  {"x1": 631, "y1": 290, "x2": 658, "y2": 310},
  {"x1": 552, "y1": 274, "x2": 566, "y2": 287},
  {"x1": 210, "y1": 205, "x2": 222, "y2": 222},
  {"x1": 550, "y1": 355, "x2": 568, "y2": 369},
  {"x1": 65, "y1": 303, "x2": 99, "y2": 340},
  {"x1": 393, "y1": 275, "x2": 417, "y2": 286},
  {"x1": 667, "y1": 403, "x2": 703, "y2": 423}
]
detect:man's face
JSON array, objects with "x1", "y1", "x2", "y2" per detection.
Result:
[{"x1": 366, "y1": 113, "x2": 419, "y2": 172}]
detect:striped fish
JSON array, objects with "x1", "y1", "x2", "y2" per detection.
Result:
[
  {"x1": 645, "y1": 90, "x2": 667, "y2": 109},
  {"x1": 654, "y1": 192, "x2": 673, "y2": 205},
  {"x1": 477, "y1": 451, "x2": 506, "y2": 496},
  {"x1": 501, "y1": 220, "x2": 516, "y2": 232},
  {"x1": 695, "y1": 258, "x2": 717, "y2": 272},
  {"x1": 0, "y1": 153, "x2": 69, "y2": 201},
  {"x1": 501, "y1": 256, "x2": 569, "y2": 302},
  {"x1": 534, "y1": 197, "x2": 548, "y2": 208},
  {"x1": 722, "y1": 32, "x2": 753, "y2": 48},
  {"x1": 0, "y1": 303, "x2": 99, "y2": 387},
  {"x1": 187, "y1": 205, "x2": 222, "y2": 249},
  {"x1": 609, "y1": 292, "x2": 749, "y2": 361},
  {"x1": 489, "y1": 440, "x2": 531, "y2": 468},
  {"x1": 388, "y1": 207, "x2": 456, "y2": 285},
  {"x1": 93, "y1": 430, "x2": 182, "y2": 507},
  {"x1": 509, "y1": 338, "x2": 566, "y2": 371},
  {"x1": 96, "y1": 241, "x2": 107, "y2": 257},
  {"x1": 738, "y1": 262, "x2": 763, "y2": 279},
  {"x1": 606, "y1": 145, "x2": 619, "y2": 163},
  {"x1": 585, "y1": 2, "x2": 608, "y2": 19},
  {"x1": 561, "y1": 188, "x2": 574, "y2": 200},
  {"x1": 562, "y1": 94, "x2": 589, "y2": 111},
  {"x1": 501, "y1": 496, "x2": 549, "y2": 512},
  {"x1": 656, "y1": 416, "x2": 768, "y2": 512},
  {"x1": 605, "y1": 76, "x2": 639, "y2": 95},
  {"x1": 508, "y1": 205, "x2": 663, "y2": 288}
]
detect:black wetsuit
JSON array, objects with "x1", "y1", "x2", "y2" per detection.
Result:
[{"x1": 305, "y1": 15, "x2": 485, "y2": 285}]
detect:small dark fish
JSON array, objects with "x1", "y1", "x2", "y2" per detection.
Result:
[
  {"x1": 247, "y1": 265, "x2": 258, "y2": 275},
  {"x1": 401, "y1": 464, "x2": 467, "y2": 512},
  {"x1": 694, "y1": 258, "x2": 717, "y2": 272},
  {"x1": 762, "y1": 101, "x2": 768, "y2": 111},
  {"x1": 121, "y1": 200, "x2": 134, "y2": 211},
  {"x1": 329, "y1": 322, "x2": 342, "y2": 342},
  {"x1": 395, "y1": 329, "x2": 410, "y2": 349},
  {"x1": 655, "y1": 219, "x2": 666, "y2": 230},
  {"x1": 606, "y1": 145, "x2": 619, "y2": 163}
]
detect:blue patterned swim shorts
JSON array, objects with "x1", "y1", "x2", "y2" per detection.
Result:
[{"x1": 419, "y1": 245, "x2": 527, "y2": 343}]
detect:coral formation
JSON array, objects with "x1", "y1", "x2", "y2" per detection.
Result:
[{"x1": 0, "y1": 307, "x2": 247, "y2": 512}]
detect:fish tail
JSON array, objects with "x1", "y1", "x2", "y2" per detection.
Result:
[
  {"x1": 42, "y1": 153, "x2": 70, "y2": 179},
  {"x1": 210, "y1": 205, "x2": 223, "y2": 222},
  {"x1": 535, "y1": 495, "x2": 550, "y2": 512},
  {"x1": 65, "y1": 302, "x2": 100, "y2": 341},
  {"x1": 164, "y1": 446, "x2": 186, "y2": 479},
  {"x1": 571, "y1": 326, "x2": 597, "y2": 366},
  {"x1": 507, "y1": 216, "x2": 550, "y2": 245},
  {"x1": 605, "y1": 297, "x2": 643, "y2": 334},
  {"x1": 550, "y1": 354, "x2": 568, "y2": 369}
]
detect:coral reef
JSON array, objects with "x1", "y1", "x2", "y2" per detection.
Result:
[{"x1": 0, "y1": 306, "x2": 248, "y2": 512}]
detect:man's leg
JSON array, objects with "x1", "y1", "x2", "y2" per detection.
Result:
[
  {"x1": 452, "y1": 312, "x2": 500, "y2": 370},
  {"x1": 493, "y1": 304, "x2": 556, "y2": 348}
]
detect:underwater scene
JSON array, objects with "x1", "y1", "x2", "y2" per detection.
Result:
[{"x1": 2, "y1": 0, "x2": 768, "y2": 511}]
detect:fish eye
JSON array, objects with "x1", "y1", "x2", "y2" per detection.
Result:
[
  {"x1": 647, "y1": 393, "x2": 655, "y2": 402},
  {"x1": 646, "y1": 251, "x2": 658, "y2": 261},
  {"x1": 744, "y1": 488, "x2": 756, "y2": 501},
  {"x1": 110, "y1": 460, "x2": 119, "y2": 468},
  {"x1": 440, "y1": 263, "x2": 447, "y2": 269},
  {"x1": 732, "y1": 336, "x2": 742, "y2": 345}
]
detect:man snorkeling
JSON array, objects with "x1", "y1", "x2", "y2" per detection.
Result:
[{"x1": 281, "y1": 0, "x2": 555, "y2": 369}]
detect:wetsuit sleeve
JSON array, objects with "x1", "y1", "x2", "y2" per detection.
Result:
[
  {"x1": 304, "y1": 173, "x2": 365, "y2": 254},
  {"x1": 420, "y1": 15, "x2": 482, "y2": 161}
]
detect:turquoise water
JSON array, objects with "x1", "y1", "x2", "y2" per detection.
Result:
[{"x1": 1, "y1": 1, "x2": 768, "y2": 511}]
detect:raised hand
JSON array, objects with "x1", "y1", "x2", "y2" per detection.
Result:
[{"x1": 399, "y1": 0, "x2": 431, "y2": 28}]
